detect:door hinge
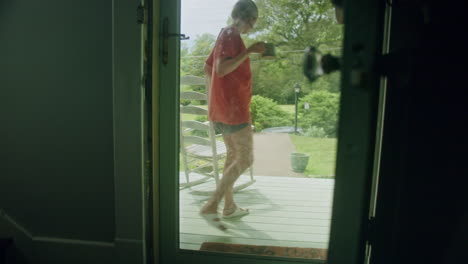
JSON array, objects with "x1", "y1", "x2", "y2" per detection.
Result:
[
  {"x1": 137, "y1": 4, "x2": 147, "y2": 24},
  {"x1": 366, "y1": 216, "x2": 377, "y2": 246}
]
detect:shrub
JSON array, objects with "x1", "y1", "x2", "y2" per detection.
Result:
[
  {"x1": 180, "y1": 99, "x2": 191, "y2": 106},
  {"x1": 298, "y1": 91, "x2": 340, "y2": 137},
  {"x1": 250, "y1": 95, "x2": 293, "y2": 132},
  {"x1": 304, "y1": 126, "x2": 328, "y2": 138},
  {"x1": 190, "y1": 115, "x2": 208, "y2": 137}
]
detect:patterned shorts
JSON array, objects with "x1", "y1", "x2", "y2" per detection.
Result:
[{"x1": 213, "y1": 122, "x2": 249, "y2": 135}]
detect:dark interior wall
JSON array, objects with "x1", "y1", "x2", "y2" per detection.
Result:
[
  {"x1": 0, "y1": 0, "x2": 115, "y2": 242},
  {"x1": 373, "y1": 2, "x2": 466, "y2": 264}
]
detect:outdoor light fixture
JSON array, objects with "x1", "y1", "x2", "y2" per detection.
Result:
[
  {"x1": 294, "y1": 83, "x2": 301, "y2": 93},
  {"x1": 294, "y1": 83, "x2": 301, "y2": 134}
]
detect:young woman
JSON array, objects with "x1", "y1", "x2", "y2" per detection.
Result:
[{"x1": 200, "y1": 0, "x2": 266, "y2": 230}]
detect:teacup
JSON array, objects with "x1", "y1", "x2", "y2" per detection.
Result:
[{"x1": 262, "y1": 43, "x2": 276, "y2": 59}]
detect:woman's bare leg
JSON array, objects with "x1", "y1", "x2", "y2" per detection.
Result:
[
  {"x1": 222, "y1": 127, "x2": 253, "y2": 215},
  {"x1": 200, "y1": 125, "x2": 253, "y2": 215}
]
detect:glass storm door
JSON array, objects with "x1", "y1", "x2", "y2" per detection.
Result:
[{"x1": 157, "y1": 0, "x2": 387, "y2": 263}]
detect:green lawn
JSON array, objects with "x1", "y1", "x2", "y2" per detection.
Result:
[{"x1": 289, "y1": 135, "x2": 337, "y2": 177}]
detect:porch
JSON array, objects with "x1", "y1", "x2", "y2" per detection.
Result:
[{"x1": 179, "y1": 173, "x2": 334, "y2": 251}]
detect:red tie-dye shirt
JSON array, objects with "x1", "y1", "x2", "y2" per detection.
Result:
[{"x1": 205, "y1": 26, "x2": 252, "y2": 125}]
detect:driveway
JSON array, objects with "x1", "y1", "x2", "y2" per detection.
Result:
[{"x1": 252, "y1": 132, "x2": 306, "y2": 177}]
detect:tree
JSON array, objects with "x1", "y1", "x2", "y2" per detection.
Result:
[
  {"x1": 180, "y1": 33, "x2": 215, "y2": 79},
  {"x1": 253, "y1": 0, "x2": 342, "y2": 50},
  {"x1": 180, "y1": 0, "x2": 343, "y2": 101},
  {"x1": 248, "y1": 0, "x2": 343, "y2": 102}
]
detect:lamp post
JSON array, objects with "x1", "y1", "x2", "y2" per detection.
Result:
[{"x1": 294, "y1": 83, "x2": 301, "y2": 134}]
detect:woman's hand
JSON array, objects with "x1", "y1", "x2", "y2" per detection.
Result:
[
  {"x1": 215, "y1": 41, "x2": 266, "y2": 77},
  {"x1": 247, "y1": 42, "x2": 266, "y2": 54}
]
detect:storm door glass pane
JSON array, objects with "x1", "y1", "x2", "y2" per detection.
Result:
[{"x1": 178, "y1": 0, "x2": 343, "y2": 261}]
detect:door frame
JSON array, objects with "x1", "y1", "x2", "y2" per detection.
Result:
[{"x1": 327, "y1": 0, "x2": 386, "y2": 262}]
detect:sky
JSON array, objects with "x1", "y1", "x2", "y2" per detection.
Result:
[{"x1": 181, "y1": 0, "x2": 238, "y2": 47}]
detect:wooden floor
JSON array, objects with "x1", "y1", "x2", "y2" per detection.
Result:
[{"x1": 179, "y1": 173, "x2": 334, "y2": 251}]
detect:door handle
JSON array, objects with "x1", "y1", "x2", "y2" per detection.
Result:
[
  {"x1": 168, "y1": 33, "x2": 190, "y2": 40},
  {"x1": 303, "y1": 46, "x2": 341, "y2": 83},
  {"x1": 162, "y1": 17, "x2": 190, "y2": 65}
]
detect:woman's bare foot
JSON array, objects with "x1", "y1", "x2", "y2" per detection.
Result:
[
  {"x1": 199, "y1": 212, "x2": 227, "y2": 231},
  {"x1": 200, "y1": 201, "x2": 218, "y2": 215},
  {"x1": 222, "y1": 202, "x2": 238, "y2": 216},
  {"x1": 223, "y1": 206, "x2": 250, "y2": 219},
  {"x1": 199, "y1": 201, "x2": 227, "y2": 231}
]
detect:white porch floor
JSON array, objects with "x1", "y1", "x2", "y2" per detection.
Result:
[{"x1": 179, "y1": 173, "x2": 335, "y2": 251}]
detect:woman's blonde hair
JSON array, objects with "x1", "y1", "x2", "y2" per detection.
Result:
[{"x1": 231, "y1": 0, "x2": 258, "y2": 21}]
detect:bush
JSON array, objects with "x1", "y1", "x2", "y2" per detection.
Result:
[
  {"x1": 304, "y1": 126, "x2": 328, "y2": 138},
  {"x1": 250, "y1": 95, "x2": 293, "y2": 132},
  {"x1": 180, "y1": 99, "x2": 191, "y2": 106},
  {"x1": 298, "y1": 91, "x2": 340, "y2": 137},
  {"x1": 190, "y1": 115, "x2": 208, "y2": 137}
]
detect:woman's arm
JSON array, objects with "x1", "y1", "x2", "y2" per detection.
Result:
[
  {"x1": 204, "y1": 63, "x2": 212, "y2": 77},
  {"x1": 215, "y1": 42, "x2": 265, "y2": 77}
]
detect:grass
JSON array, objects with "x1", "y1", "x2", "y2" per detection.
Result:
[{"x1": 289, "y1": 135, "x2": 337, "y2": 177}]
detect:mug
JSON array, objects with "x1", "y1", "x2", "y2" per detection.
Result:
[{"x1": 262, "y1": 42, "x2": 276, "y2": 59}]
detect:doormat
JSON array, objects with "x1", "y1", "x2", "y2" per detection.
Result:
[{"x1": 199, "y1": 242, "x2": 327, "y2": 259}]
